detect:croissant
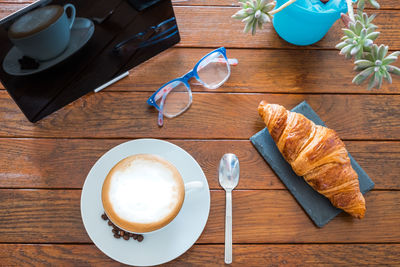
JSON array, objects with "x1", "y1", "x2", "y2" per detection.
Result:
[{"x1": 258, "y1": 101, "x2": 366, "y2": 219}]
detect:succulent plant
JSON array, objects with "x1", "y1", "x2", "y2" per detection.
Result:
[
  {"x1": 232, "y1": 0, "x2": 275, "y2": 35},
  {"x1": 353, "y1": 45, "x2": 400, "y2": 90},
  {"x1": 335, "y1": 13, "x2": 379, "y2": 59},
  {"x1": 336, "y1": 0, "x2": 400, "y2": 90},
  {"x1": 232, "y1": 0, "x2": 399, "y2": 90}
]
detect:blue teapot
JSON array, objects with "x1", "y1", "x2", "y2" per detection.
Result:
[{"x1": 273, "y1": 0, "x2": 349, "y2": 45}]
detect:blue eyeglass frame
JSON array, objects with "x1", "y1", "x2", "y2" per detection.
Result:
[{"x1": 147, "y1": 47, "x2": 230, "y2": 126}]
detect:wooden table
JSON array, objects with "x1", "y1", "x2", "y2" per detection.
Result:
[{"x1": 1, "y1": 0, "x2": 400, "y2": 265}]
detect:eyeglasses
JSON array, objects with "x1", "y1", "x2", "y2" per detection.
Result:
[
  {"x1": 147, "y1": 47, "x2": 238, "y2": 126},
  {"x1": 113, "y1": 17, "x2": 178, "y2": 54}
]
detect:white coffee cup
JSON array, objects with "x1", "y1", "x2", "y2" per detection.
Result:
[
  {"x1": 102, "y1": 154, "x2": 203, "y2": 234},
  {"x1": 8, "y1": 4, "x2": 76, "y2": 61}
]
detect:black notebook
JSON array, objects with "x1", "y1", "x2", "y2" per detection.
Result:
[{"x1": 0, "y1": 0, "x2": 180, "y2": 122}]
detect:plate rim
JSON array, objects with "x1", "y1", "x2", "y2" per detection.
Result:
[{"x1": 80, "y1": 138, "x2": 211, "y2": 266}]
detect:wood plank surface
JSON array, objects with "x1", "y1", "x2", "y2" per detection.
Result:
[
  {"x1": 0, "y1": 139, "x2": 399, "y2": 190},
  {"x1": 0, "y1": 0, "x2": 398, "y2": 9},
  {"x1": 175, "y1": 7, "x2": 400, "y2": 50},
  {"x1": 1, "y1": 5, "x2": 400, "y2": 50},
  {"x1": 111, "y1": 48, "x2": 400, "y2": 94},
  {"x1": 1, "y1": 91, "x2": 399, "y2": 140},
  {"x1": 2, "y1": 48, "x2": 400, "y2": 94},
  {"x1": 0, "y1": 0, "x2": 399, "y2": 265},
  {"x1": 172, "y1": 0, "x2": 400, "y2": 8},
  {"x1": 0, "y1": 244, "x2": 399, "y2": 266},
  {"x1": 0, "y1": 189, "x2": 398, "y2": 243},
  {"x1": 0, "y1": 0, "x2": 400, "y2": 10}
]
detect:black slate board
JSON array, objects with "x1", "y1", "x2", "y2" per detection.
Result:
[{"x1": 250, "y1": 101, "x2": 375, "y2": 227}]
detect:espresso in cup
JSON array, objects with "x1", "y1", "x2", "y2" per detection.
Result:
[
  {"x1": 8, "y1": 4, "x2": 76, "y2": 61},
  {"x1": 102, "y1": 154, "x2": 185, "y2": 233}
]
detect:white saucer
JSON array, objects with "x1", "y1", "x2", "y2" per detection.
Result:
[
  {"x1": 2, "y1": 17, "x2": 95, "y2": 76},
  {"x1": 80, "y1": 139, "x2": 211, "y2": 266}
]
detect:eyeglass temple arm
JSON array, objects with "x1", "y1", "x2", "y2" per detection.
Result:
[
  {"x1": 154, "y1": 85, "x2": 174, "y2": 102},
  {"x1": 227, "y1": 58, "x2": 238, "y2": 65},
  {"x1": 157, "y1": 93, "x2": 167, "y2": 126}
]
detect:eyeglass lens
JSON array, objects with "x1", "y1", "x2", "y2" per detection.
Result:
[
  {"x1": 156, "y1": 81, "x2": 191, "y2": 117},
  {"x1": 196, "y1": 51, "x2": 230, "y2": 89}
]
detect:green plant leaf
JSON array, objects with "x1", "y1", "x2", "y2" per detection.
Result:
[
  {"x1": 363, "y1": 39, "x2": 373, "y2": 48},
  {"x1": 387, "y1": 65, "x2": 400, "y2": 75},
  {"x1": 371, "y1": 44, "x2": 379, "y2": 60},
  {"x1": 247, "y1": 0, "x2": 256, "y2": 9},
  {"x1": 355, "y1": 59, "x2": 374, "y2": 69},
  {"x1": 363, "y1": 52, "x2": 374, "y2": 61},
  {"x1": 360, "y1": 28, "x2": 367, "y2": 39},
  {"x1": 242, "y1": 15, "x2": 253, "y2": 23},
  {"x1": 356, "y1": 50, "x2": 364, "y2": 60},
  {"x1": 378, "y1": 73, "x2": 383, "y2": 88},
  {"x1": 343, "y1": 28, "x2": 357, "y2": 38},
  {"x1": 383, "y1": 70, "x2": 392, "y2": 83},
  {"x1": 355, "y1": 21, "x2": 363, "y2": 34},
  {"x1": 232, "y1": 9, "x2": 248, "y2": 19},
  {"x1": 251, "y1": 21, "x2": 257, "y2": 35},
  {"x1": 377, "y1": 45, "x2": 388, "y2": 60},
  {"x1": 349, "y1": 22, "x2": 356, "y2": 32},
  {"x1": 366, "y1": 31, "x2": 379, "y2": 41},
  {"x1": 243, "y1": 18, "x2": 253, "y2": 33},
  {"x1": 262, "y1": 2, "x2": 275, "y2": 12},
  {"x1": 345, "y1": 39, "x2": 354, "y2": 44},
  {"x1": 387, "y1": 51, "x2": 400, "y2": 58},
  {"x1": 382, "y1": 56, "x2": 398, "y2": 65},
  {"x1": 351, "y1": 46, "x2": 361, "y2": 56},
  {"x1": 340, "y1": 45, "x2": 353, "y2": 55},
  {"x1": 257, "y1": 20, "x2": 262, "y2": 29},
  {"x1": 367, "y1": 13, "x2": 376, "y2": 23},
  {"x1": 259, "y1": 0, "x2": 267, "y2": 8},
  {"x1": 357, "y1": 0, "x2": 365, "y2": 12},
  {"x1": 336, "y1": 41, "x2": 348, "y2": 49},
  {"x1": 367, "y1": 71, "x2": 380, "y2": 90},
  {"x1": 369, "y1": 0, "x2": 380, "y2": 9},
  {"x1": 353, "y1": 66, "x2": 374, "y2": 85}
]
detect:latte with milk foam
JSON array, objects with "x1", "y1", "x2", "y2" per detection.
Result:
[
  {"x1": 9, "y1": 5, "x2": 64, "y2": 39},
  {"x1": 102, "y1": 154, "x2": 185, "y2": 233}
]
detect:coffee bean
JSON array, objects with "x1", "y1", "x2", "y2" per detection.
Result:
[
  {"x1": 101, "y1": 213, "x2": 108, "y2": 220},
  {"x1": 107, "y1": 221, "x2": 113, "y2": 226},
  {"x1": 112, "y1": 225, "x2": 119, "y2": 230},
  {"x1": 120, "y1": 230, "x2": 125, "y2": 236},
  {"x1": 132, "y1": 234, "x2": 138, "y2": 240},
  {"x1": 112, "y1": 229, "x2": 118, "y2": 234},
  {"x1": 137, "y1": 235, "x2": 144, "y2": 242},
  {"x1": 128, "y1": 233, "x2": 134, "y2": 237},
  {"x1": 123, "y1": 235, "x2": 130, "y2": 240},
  {"x1": 113, "y1": 234, "x2": 121, "y2": 239}
]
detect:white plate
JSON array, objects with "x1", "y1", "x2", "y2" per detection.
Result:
[
  {"x1": 80, "y1": 139, "x2": 210, "y2": 266},
  {"x1": 3, "y1": 17, "x2": 95, "y2": 76}
]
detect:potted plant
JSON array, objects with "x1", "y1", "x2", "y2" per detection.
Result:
[{"x1": 232, "y1": 0, "x2": 400, "y2": 90}]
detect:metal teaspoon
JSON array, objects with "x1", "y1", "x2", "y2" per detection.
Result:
[{"x1": 218, "y1": 153, "x2": 240, "y2": 264}]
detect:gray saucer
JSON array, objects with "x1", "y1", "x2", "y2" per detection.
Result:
[{"x1": 2, "y1": 17, "x2": 95, "y2": 76}]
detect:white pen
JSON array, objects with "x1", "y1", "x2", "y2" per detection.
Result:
[{"x1": 93, "y1": 71, "x2": 129, "y2": 93}]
